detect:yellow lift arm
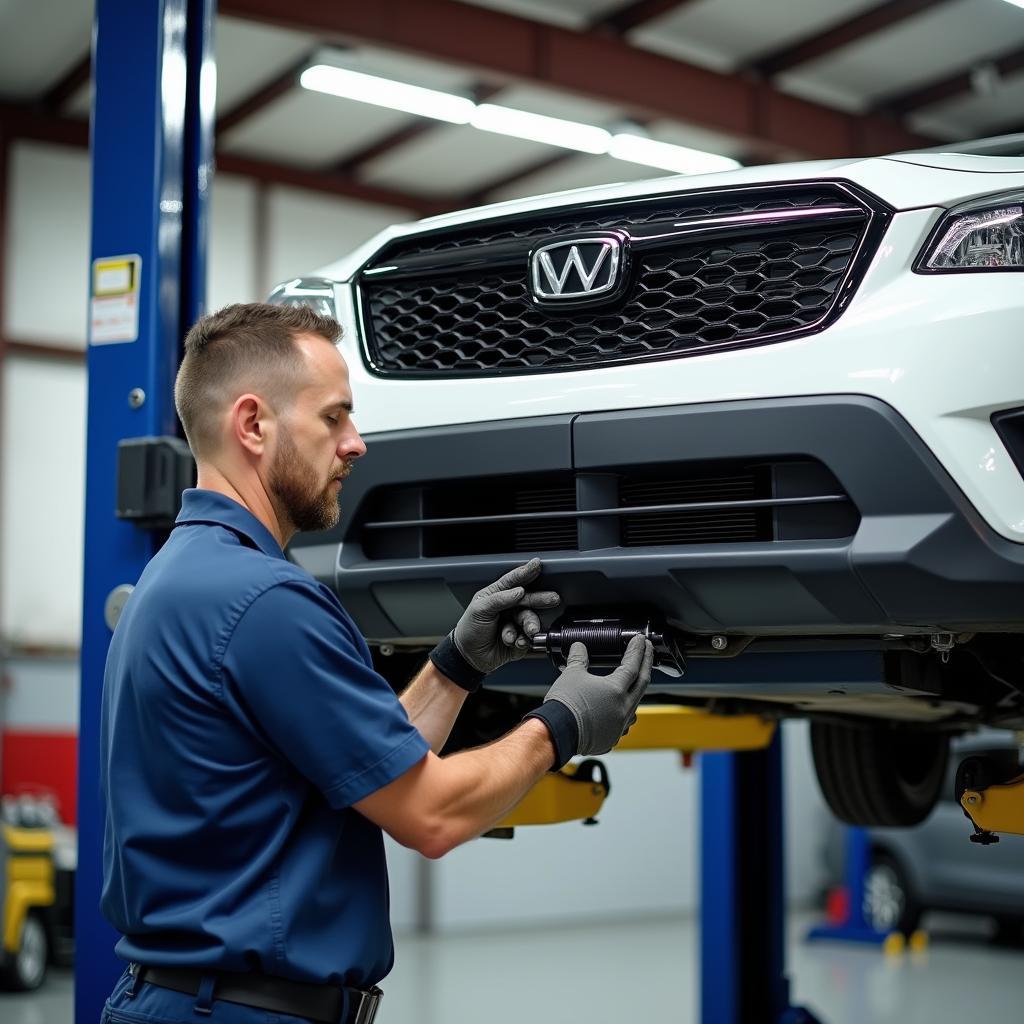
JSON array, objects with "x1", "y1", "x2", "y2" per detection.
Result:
[
  {"x1": 492, "y1": 705, "x2": 776, "y2": 834},
  {"x1": 960, "y1": 773, "x2": 1024, "y2": 844}
]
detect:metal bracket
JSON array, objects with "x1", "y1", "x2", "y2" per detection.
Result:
[{"x1": 116, "y1": 436, "x2": 195, "y2": 528}]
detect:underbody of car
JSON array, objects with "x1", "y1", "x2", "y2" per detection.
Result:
[{"x1": 277, "y1": 136, "x2": 1024, "y2": 828}]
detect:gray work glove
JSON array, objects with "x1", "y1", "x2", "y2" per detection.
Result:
[
  {"x1": 525, "y1": 635, "x2": 655, "y2": 769},
  {"x1": 429, "y1": 558, "x2": 560, "y2": 691}
]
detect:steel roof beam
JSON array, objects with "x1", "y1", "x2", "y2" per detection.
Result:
[
  {"x1": 219, "y1": 0, "x2": 933, "y2": 158},
  {"x1": 464, "y1": 150, "x2": 580, "y2": 204},
  {"x1": 41, "y1": 52, "x2": 92, "y2": 112},
  {"x1": 0, "y1": 104, "x2": 450, "y2": 216},
  {"x1": 591, "y1": 0, "x2": 699, "y2": 35},
  {"x1": 217, "y1": 51, "x2": 317, "y2": 136},
  {"x1": 872, "y1": 43, "x2": 1024, "y2": 115},
  {"x1": 217, "y1": 152, "x2": 451, "y2": 214},
  {"x1": 751, "y1": 0, "x2": 957, "y2": 78},
  {"x1": 0, "y1": 102, "x2": 90, "y2": 147}
]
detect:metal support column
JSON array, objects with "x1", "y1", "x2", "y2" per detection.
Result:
[
  {"x1": 76, "y1": 2, "x2": 214, "y2": 1022},
  {"x1": 700, "y1": 737, "x2": 825, "y2": 1024},
  {"x1": 806, "y1": 827, "x2": 888, "y2": 945}
]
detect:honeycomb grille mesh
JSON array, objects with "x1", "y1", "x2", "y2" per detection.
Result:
[{"x1": 362, "y1": 225, "x2": 862, "y2": 375}]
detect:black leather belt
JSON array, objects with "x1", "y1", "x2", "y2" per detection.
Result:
[{"x1": 132, "y1": 964, "x2": 382, "y2": 1024}]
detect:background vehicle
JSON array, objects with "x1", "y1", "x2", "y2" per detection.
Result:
[
  {"x1": 275, "y1": 135, "x2": 1024, "y2": 830},
  {"x1": 0, "y1": 796, "x2": 75, "y2": 991},
  {"x1": 825, "y1": 734, "x2": 1024, "y2": 938}
]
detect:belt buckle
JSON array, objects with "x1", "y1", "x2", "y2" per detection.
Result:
[{"x1": 350, "y1": 986, "x2": 382, "y2": 1024}]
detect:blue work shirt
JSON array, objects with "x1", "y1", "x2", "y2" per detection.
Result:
[{"x1": 100, "y1": 488, "x2": 430, "y2": 986}]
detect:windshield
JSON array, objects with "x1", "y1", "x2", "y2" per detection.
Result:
[{"x1": 901, "y1": 133, "x2": 1024, "y2": 158}]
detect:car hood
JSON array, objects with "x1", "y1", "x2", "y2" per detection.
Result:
[
  {"x1": 883, "y1": 152, "x2": 1024, "y2": 174},
  {"x1": 318, "y1": 153, "x2": 1024, "y2": 282}
]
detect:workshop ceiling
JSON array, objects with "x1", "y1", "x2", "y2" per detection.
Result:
[{"x1": 2, "y1": 0, "x2": 1024, "y2": 216}]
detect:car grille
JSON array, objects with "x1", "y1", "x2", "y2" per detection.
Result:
[
  {"x1": 358, "y1": 183, "x2": 888, "y2": 378},
  {"x1": 359, "y1": 458, "x2": 858, "y2": 559}
]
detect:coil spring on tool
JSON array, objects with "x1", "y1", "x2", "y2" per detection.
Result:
[{"x1": 554, "y1": 624, "x2": 639, "y2": 656}]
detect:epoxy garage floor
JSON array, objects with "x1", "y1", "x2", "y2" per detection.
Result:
[{"x1": 3, "y1": 913, "x2": 1021, "y2": 1024}]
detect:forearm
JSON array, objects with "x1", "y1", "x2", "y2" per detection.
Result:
[
  {"x1": 399, "y1": 660, "x2": 469, "y2": 753},
  {"x1": 424, "y1": 717, "x2": 556, "y2": 853},
  {"x1": 354, "y1": 716, "x2": 558, "y2": 859}
]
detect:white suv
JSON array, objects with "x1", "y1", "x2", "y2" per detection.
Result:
[{"x1": 273, "y1": 134, "x2": 1024, "y2": 829}]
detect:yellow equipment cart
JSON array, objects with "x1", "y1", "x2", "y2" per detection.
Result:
[{"x1": 0, "y1": 821, "x2": 57, "y2": 990}]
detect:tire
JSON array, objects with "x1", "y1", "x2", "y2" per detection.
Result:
[
  {"x1": 811, "y1": 721, "x2": 949, "y2": 827},
  {"x1": 864, "y1": 852, "x2": 920, "y2": 934},
  {"x1": 0, "y1": 912, "x2": 49, "y2": 991}
]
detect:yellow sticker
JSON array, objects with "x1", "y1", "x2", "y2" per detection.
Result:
[{"x1": 91, "y1": 254, "x2": 142, "y2": 345}]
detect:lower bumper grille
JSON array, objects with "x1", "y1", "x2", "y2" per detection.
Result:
[{"x1": 360, "y1": 458, "x2": 857, "y2": 560}]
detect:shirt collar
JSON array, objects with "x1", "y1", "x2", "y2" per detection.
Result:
[{"x1": 175, "y1": 488, "x2": 287, "y2": 560}]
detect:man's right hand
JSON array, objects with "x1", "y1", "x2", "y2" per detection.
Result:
[{"x1": 525, "y1": 635, "x2": 654, "y2": 769}]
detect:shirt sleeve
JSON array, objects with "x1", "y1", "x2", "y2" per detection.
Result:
[{"x1": 219, "y1": 580, "x2": 429, "y2": 808}]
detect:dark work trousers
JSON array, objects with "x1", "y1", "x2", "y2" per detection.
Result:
[{"x1": 102, "y1": 967, "x2": 317, "y2": 1024}]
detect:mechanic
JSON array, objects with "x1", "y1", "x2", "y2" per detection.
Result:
[{"x1": 99, "y1": 302, "x2": 654, "y2": 1024}]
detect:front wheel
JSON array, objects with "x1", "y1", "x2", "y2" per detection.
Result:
[
  {"x1": 0, "y1": 912, "x2": 49, "y2": 991},
  {"x1": 811, "y1": 721, "x2": 949, "y2": 827}
]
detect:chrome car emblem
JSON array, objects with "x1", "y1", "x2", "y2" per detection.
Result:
[{"x1": 530, "y1": 235, "x2": 623, "y2": 301}]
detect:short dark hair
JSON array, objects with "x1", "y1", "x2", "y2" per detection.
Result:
[{"x1": 174, "y1": 302, "x2": 341, "y2": 457}]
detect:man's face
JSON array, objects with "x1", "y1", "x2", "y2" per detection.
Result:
[{"x1": 267, "y1": 334, "x2": 366, "y2": 535}]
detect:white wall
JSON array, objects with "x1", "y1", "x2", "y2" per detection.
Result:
[
  {"x1": 263, "y1": 186, "x2": 405, "y2": 294},
  {"x1": 432, "y1": 750, "x2": 697, "y2": 931},
  {"x1": 207, "y1": 173, "x2": 260, "y2": 312},
  {"x1": 1, "y1": 355, "x2": 87, "y2": 646},
  {"x1": 4, "y1": 142, "x2": 91, "y2": 348},
  {"x1": 783, "y1": 719, "x2": 832, "y2": 907}
]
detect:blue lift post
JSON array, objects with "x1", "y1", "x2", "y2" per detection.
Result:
[
  {"x1": 76, "y1": 2, "x2": 214, "y2": 1022},
  {"x1": 701, "y1": 738, "x2": 825, "y2": 1024},
  {"x1": 806, "y1": 826, "x2": 888, "y2": 946}
]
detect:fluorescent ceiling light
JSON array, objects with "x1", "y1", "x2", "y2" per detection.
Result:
[
  {"x1": 1000, "y1": 0, "x2": 1024, "y2": 9},
  {"x1": 300, "y1": 63, "x2": 742, "y2": 175},
  {"x1": 471, "y1": 103, "x2": 611, "y2": 154},
  {"x1": 300, "y1": 64, "x2": 475, "y2": 124},
  {"x1": 609, "y1": 133, "x2": 742, "y2": 174}
]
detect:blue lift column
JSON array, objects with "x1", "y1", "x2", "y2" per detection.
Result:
[
  {"x1": 701, "y1": 738, "x2": 825, "y2": 1024},
  {"x1": 76, "y1": 2, "x2": 214, "y2": 1022}
]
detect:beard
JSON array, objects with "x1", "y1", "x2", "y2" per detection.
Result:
[{"x1": 268, "y1": 426, "x2": 347, "y2": 535}]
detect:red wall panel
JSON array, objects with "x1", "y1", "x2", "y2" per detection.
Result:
[{"x1": 1, "y1": 730, "x2": 78, "y2": 824}]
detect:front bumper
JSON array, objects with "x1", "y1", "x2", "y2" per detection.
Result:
[
  {"x1": 332, "y1": 208, "x2": 1024, "y2": 544},
  {"x1": 290, "y1": 394, "x2": 1024, "y2": 641}
]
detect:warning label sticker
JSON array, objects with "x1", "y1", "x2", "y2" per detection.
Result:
[{"x1": 90, "y1": 255, "x2": 141, "y2": 345}]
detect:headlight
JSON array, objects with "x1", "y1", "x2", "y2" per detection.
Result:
[
  {"x1": 266, "y1": 276, "x2": 340, "y2": 318},
  {"x1": 918, "y1": 192, "x2": 1024, "y2": 272}
]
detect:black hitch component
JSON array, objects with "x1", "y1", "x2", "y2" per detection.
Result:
[{"x1": 531, "y1": 616, "x2": 686, "y2": 677}]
